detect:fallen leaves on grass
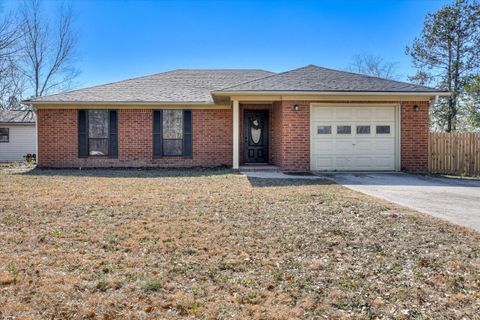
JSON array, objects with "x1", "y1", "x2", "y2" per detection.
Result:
[{"x1": 0, "y1": 168, "x2": 479, "y2": 319}]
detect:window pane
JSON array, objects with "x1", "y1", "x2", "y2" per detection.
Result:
[
  {"x1": 376, "y1": 125, "x2": 391, "y2": 134},
  {"x1": 88, "y1": 110, "x2": 109, "y2": 138},
  {"x1": 356, "y1": 125, "x2": 371, "y2": 134},
  {"x1": 337, "y1": 125, "x2": 351, "y2": 134},
  {"x1": 317, "y1": 125, "x2": 331, "y2": 134},
  {"x1": 163, "y1": 139, "x2": 183, "y2": 156},
  {"x1": 0, "y1": 128, "x2": 8, "y2": 142},
  {"x1": 89, "y1": 138, "x2": 109, "y2": 156},
  {"x1": 163, "y1": 110, "x2": 183, "y2": 139}
]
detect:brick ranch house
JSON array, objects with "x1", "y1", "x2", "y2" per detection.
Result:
[{"x1": 23, "y1": 65, "x2": 449, "y2": 172}]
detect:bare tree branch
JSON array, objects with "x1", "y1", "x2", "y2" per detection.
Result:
[
  {"x1": 0, "y1": 2, "x2": 23, "y2": 109},
  {"x1": 346, "y1": 53, "x2": 400, "y2": 80},
  {"x1": 19, "y1": 0, "x2": 79, "y2": 98}
]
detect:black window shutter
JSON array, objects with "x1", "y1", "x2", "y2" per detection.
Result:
[
  {"x1": 183, "y1": 110, "x2": 192, "y2": 157},
  {"x1": 78, "y1": 110, "x2": 88, "y2": 157},
  {"x1": 109, "y1": 110, "x2": 118, "y2": 158},
  {"x1": 153, "y1": 110, "x2": 162, "y2": 157}
]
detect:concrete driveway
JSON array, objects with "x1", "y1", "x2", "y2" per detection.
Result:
[{"x1": 318, "y1": 173, "x2": 480, "y2": 232}]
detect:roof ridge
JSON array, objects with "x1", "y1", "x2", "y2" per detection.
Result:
[
  {"x1": 219, "y1": 65, "x2": 312, "y2": 91},
  {"x1": 174, "y1": 68, "x2": 273, "y2": 72}
]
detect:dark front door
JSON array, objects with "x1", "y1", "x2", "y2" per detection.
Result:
[{"x1": 243, "y1": 110, "x2": 269, "y2": 163}]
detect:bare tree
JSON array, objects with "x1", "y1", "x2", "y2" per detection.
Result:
[
  {"x1": 347, "y1": 53, "x2": 399, "y2": 80},
  {"x1": 0, "y1": 4, "x2": 23, "y2": 109},
  {"x1": 20, "y1": 0, "x2": 79, "y2": 98}
]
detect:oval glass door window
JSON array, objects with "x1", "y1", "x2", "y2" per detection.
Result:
[{"x1": 251, "y1": 119, "x2": 262, "y2": 144}]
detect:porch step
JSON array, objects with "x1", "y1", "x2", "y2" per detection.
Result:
[{"x1": 239, "y1": 165, "x2": 281, "y2": 172}]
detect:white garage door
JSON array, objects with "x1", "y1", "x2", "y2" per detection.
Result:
[{"x1": 310, "y1": 105, "x2": 398, "y2": 171}]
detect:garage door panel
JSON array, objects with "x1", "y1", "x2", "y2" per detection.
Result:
[
  {"x1": 335, "y1": 140, "x2": 355, "y2": 154},
  {"x1": 312, "y1": 139, "x2": 334, "y2": 153},
  {"x1": 374, "y1": 156, "x2": 395, "y2": 170},
  {"x1": 356, "y1": 156, "x2": 376, "y2": 170},
  {"x1": 335, "y1": 157, "x2": 354, "y2": 169},
  {"x1": 311, "y1": 105, "x2": 397, "y2": 171},
  {"x1": 335, "y1": 108, "x2": 354, "y2": 120},
  {"x1": 312, "y1": 108, "x2": 335, "y2": 121},
  {"x1": 356, "y1": 108, "x2": 373, "y2": 120},
  {"x1": 374, "y1": 139, "x2": 395, "y2": 152},
  {"x1": 374, "y1": 108, "x2": 395, "y2": 121},
  {"x1": 313, "y1": 157, "x2": 334, "y2": 170},
  {"x1": 354, "y1": 140, "x2": 374, "y2": 153}
]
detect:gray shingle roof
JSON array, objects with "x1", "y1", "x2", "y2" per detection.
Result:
[
  {"x1": 0, "y1": 109, "x2": 35, "y2": 124},
  {"x1": 24, "y1": 65, "x2": 447, "y2": 105},
  {"x1": 219, "y1": 65, "x2": 445, "y2": 93},
  {"x1": 25, "y1": 69, "x2": 275, "y2": 104}
]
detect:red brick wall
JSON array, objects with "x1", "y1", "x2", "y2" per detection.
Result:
[
  {"x1": 271, "y1": 101, "x2": 283, "y2": 167},
  {"x1": 37, "y1": 108, "x2": 232, "y2": 168},
  {"x1": 276, "y1": 101, "x2": 311, "y2": 171},
  {"x1": 401, "y1": 101, "x2": 429, "y2": 172},
  {"x1": 37, "y1": 109, "x2": 78, "y2": 167},
  {"x1": 37, "y1": 101, "x2": 430, "y2": 172}
]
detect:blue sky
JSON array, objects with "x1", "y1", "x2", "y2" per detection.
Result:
[{"x1": 4, "y1": 0, "x2": 451, "y2": 89}]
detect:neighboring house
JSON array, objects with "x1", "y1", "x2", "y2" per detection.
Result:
[
  {"x1": 22, "y1": 65, "x2": 449, "y2": 172},
  {"x1": 0, "y1": 109, "x2": 36, "y2": 162}
]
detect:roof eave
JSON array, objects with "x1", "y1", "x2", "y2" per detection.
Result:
[
  {"x1": 0, "y1": 122, "x2": 35, "y2": 125},
  {"x1": 211, "y1": 90, "x2": 451, "y2": 96},
  {"x1": 22, "y1": 100, "x2": 216, "y2": 106}
]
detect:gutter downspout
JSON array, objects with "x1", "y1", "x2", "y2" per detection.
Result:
[{"x1": 33, "y1": 106, "x2": 38, "y2": 164}]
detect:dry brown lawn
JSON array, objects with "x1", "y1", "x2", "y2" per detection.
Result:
[{"x1": 0, "y1": 167, "x2": 479, "y2": 319}]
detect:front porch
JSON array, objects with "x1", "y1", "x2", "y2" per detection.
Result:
[
  {"x1": 232, "y1": 100, "x2": 311, "y2": 172},
  {"x1": 238, "y1": 164, "x2": 281, "y2": 172},
  {"x1": 232, "y1": 101, "x2": 279, "y2": 170}
]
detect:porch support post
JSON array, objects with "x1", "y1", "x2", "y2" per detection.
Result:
[{"x1": 232, "y1": 99, "x2": 240, "y2": 169}]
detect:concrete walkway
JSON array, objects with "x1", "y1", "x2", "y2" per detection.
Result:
[
  {"x1": 319, "y1": 173, "x2": 480, "y2": 232},
  {"x1": 242, "y1": 171, "x2": 321, "y2": 179}
]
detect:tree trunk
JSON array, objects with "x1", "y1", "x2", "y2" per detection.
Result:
[{"x1": 446, "y1": 96, "x2": 455, "y2": 132}]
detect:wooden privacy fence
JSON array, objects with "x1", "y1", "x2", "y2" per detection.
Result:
[{"x1": 429, "y1": 132, "x2": 480, "y2": 176}]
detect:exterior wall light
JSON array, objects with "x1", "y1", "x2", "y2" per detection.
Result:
[
  {"x1": 413, "y1": 105, "x2": 420, "y2": 112},
  {"x1": 293, "y1": 104, "x2": 300, "y2": 111}
]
